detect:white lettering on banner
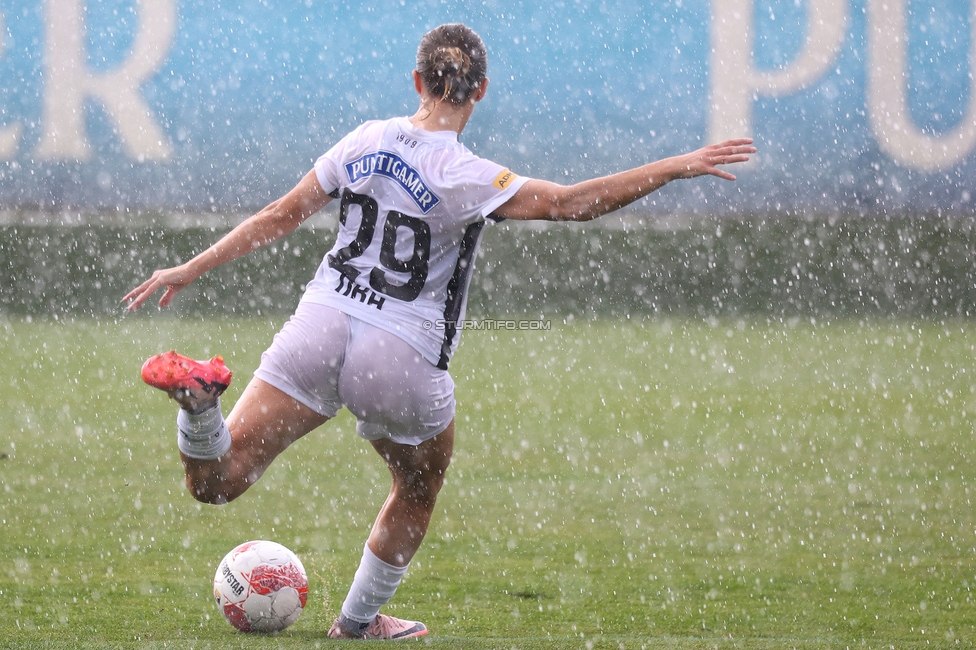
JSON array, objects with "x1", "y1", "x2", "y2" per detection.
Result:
[
  {"x1": 867, "y1": 0, "x2": 976, "y2": 172},
  {"x1": 0, "y1": 12, "x2": 22, "y2": 158},
  {"x1": 708, "y1": 0, "x2": 849, "y2": 150},
  {"x1": 3, "y1": 2, "x2": 975, "y2": 176},
  {"x1": 35, "y1": 0, "x2": 176, "y2": 162}
]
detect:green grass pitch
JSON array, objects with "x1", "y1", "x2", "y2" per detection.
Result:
[{"x1": 2, "y1": 315, "x2": 974, "y2": 648}]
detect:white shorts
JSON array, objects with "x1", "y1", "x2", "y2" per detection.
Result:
[{"x1": 253, "y1": 302, "x2": 455, "y2": 446}]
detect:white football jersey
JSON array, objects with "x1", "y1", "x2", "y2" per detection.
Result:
[{"x1": 303, "y1": 117, "x2": 530, "y2": 369}]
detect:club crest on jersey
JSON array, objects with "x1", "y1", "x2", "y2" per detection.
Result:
[{"x1": 346, "y1": 151, "x2": 440, "y2": 213}]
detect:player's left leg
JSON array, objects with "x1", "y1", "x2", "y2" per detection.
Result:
[
  {"x1": 147, "y1": 303, "x2": 349, "y2": 503},
  {"x1": 180, "y1": 376, "x2": 329, "y2": 504},
  {"x1": 142, "y1": 350, "x2": 329, "y2": 504},
  {"x1": 329, "y1": 420, "x2": 454, "y2": 639}
]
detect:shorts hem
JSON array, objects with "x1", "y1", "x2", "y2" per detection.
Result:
[
  {"x1": 356, "y1": 405, "x2": 455, "y2": 447},
  {"x1": 253, "y1": 367, "x2": 341, "y2": 419}
]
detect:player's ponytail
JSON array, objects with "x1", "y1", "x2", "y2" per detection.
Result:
[{"x1": 416, "y1": 24, "x2": 487, "y2": 106}]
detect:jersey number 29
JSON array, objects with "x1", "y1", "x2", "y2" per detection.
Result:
[{"x1": 328, "y1": 189, "x2": 431, "y2": 302}]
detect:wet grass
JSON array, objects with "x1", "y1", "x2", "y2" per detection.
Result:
[{"x1": 1, "y1": 315, "x2": 974, "y2": 648}]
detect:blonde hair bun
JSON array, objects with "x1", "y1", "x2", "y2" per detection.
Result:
[{"x1": 416, "y1": 24, "x2": 487, "y2": 105}]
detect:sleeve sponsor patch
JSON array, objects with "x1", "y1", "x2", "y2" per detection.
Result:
[{"x1": 493, "y1": 169, "x2": 517, "y2": 190}]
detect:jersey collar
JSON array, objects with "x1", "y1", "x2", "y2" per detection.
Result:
[{"x1": 396, "y1": 117, "x2": 460, "y2": 142}]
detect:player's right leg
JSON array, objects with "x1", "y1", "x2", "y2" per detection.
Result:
[
  {"x1": 327, "y1": 423, "x2": 453, "y2": 640},
  {"x1": 327, "y1": 321, "x2": 455, "y2": 639}
]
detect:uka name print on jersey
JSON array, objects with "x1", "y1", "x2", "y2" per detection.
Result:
[{"x1": 334, "y1": 274, "x2": 387, "y2": 311}]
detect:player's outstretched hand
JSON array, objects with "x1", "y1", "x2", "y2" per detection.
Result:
[
  {"x1": 672, "y1": 138, "x2": 756, "y2": 182},
  {"x1": 123, "y1": 264, "x2": 195, "y2": 311}
]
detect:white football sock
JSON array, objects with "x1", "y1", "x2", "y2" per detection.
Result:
[
  {"x1": 175, "y1": 400, "x2": 231, "y2": 460},
  {"x1": 338, "y1": 544, "x2": 409, "y2": 634}
]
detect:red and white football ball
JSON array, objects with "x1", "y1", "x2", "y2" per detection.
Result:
[{"x1": 213, "y1": 540, "x2": 309, "y2": 633}]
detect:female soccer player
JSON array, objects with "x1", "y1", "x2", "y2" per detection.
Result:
[{"x1": 125, "y1": 23, "x2": 754, "y2": 640}]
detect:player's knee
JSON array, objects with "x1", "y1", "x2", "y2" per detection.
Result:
[
  {"x1": 422, "y1": 470, "x2": 448, "y2": 501},
  {"x1": 428, "y1": 451, "x2": 451, "y2": 482},
  {"x1": 421, "y1": 450, "x2": 451, "y2": 490},
  {"x1": 396, "y1": 465, "x2": 448, "y2": 508},
  {"x1": 429, "y1": 447, "x2": 453, "y2": 492},
  {"x1": 185, "y1": 475, "x2": 245, "y2": 505},
  {"x1": 186, "y1": 482, "x2": 226, "y2": 504}
]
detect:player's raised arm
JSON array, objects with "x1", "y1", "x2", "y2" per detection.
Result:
[
  {"x1": 123, "y1": 170, "x2": 332, "y2": 311},
  {"x1": 495, "y1": 138, "x2": 756, "y2": 222}
]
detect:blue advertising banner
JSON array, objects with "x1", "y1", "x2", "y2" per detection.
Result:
[{"x1": 0, "y1": 0, "x2": 974, "y2": 214}]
